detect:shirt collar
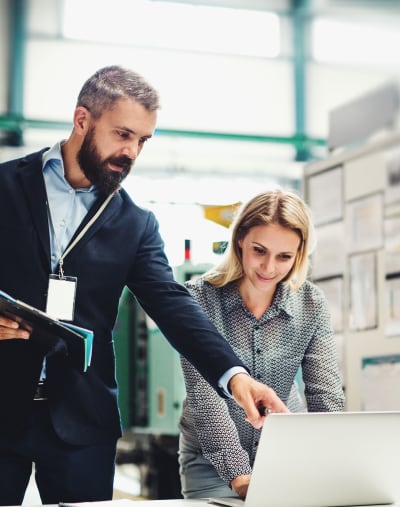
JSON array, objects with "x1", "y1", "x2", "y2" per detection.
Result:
[
  {"x1": 42, "y1": 141, "x2": 97, "y2": 193},
  {"x1": 223, "y1": 280, "x2": 295, "y2": 320},
  {"x1": 42, "y1": 141, "x2": 64, "y2": 169}
]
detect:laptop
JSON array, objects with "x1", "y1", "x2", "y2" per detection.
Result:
[{"x1": 208, "y1": 411, "x2": 400, "y2": 507}]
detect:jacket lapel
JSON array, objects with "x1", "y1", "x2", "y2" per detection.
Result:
[
  {"x1": 17, "y1": 149, "x2": 123, "y2": 267},
  {"x1": 17, "y1": 150, "x2": 52, "y2": 270},
  {"x1": 64, "y1": 189, "x2": 122, "y2": 254}
]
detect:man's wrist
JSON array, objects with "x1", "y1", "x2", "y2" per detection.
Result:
[{"x1": 218, "y1": 367, "x2": 250, "y2": 397}]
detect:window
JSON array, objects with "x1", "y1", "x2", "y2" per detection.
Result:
[
  {"x1": 62, "y1": 0, "x2": 280, "y2": 58},
  {"x1": 311, "y1": 17, "x2": 400, "y2": 66}
]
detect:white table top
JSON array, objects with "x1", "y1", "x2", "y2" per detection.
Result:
[
  {"x1": 21, "y1": 501, "x2": 400, "y2": 507},
  {"x1": 52, "y1": 499, "x2": 211, "y2": 507}
]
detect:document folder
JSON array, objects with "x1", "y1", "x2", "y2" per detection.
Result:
[{"x1": 0, "y1": 289, "x2": 93, "y2": 372}]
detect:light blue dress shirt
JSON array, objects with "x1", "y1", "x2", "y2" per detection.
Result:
[{"x1": 42, "y1": 142, "x2": 99, "y2": 273}]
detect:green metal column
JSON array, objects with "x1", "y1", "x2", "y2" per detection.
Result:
[
  {"x1": 292, "y1": 0, "x2": 310, "y2": 162},
  {"x1": 7, "y1": 0, "x2": 26, "y2": 146}
]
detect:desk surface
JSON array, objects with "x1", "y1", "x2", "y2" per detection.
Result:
[
  {"x1": 20, "y1": 498, "x2": 400, "y2": 507},
  {"x1": 19, "y1": 501, "x2": 400, "y2": 507},
  {"x1": 117, "y1": 501, "x2": 209, "y2": 506},
  {"x1": 34, "y1": 500, "x2": 211, "y2": 507},
  {"x1": 129, "y1": 501, "x2": 209, "y2": 506}
]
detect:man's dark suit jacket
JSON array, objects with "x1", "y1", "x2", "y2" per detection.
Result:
[{"x1": 0, "y1": 149, "x2": 246, "y2": 445}]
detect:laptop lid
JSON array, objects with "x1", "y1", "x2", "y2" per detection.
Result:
[{"x1": 210, "y1": 411, "x2": 400, "y2": 507}]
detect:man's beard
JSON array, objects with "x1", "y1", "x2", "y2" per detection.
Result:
[{"x1": 77, "y1": 126, "x2": 133, "y2": 195}]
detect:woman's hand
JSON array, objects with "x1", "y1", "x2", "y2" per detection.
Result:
[{"x1": 231, "y1": 474, "x2": 251, "y2": 498}]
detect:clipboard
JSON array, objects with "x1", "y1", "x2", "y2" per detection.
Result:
[{"x1": 0, "y1": 289, "x2": 93, "y2": 372}]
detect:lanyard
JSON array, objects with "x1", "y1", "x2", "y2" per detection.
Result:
[{"x1": 48, "y1": 191, "x2": 116, "y2": 278}]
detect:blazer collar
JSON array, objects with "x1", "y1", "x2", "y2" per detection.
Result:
[
  {"x1": 66, "y1": 189, "x2": 122, "y2": 256},
  {"x1": 18, "y1": 149, "x2": 51, "y2": 268}
]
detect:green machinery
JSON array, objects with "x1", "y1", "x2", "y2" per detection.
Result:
[{"x1": 113, "y1": 259, "x2": 212, "y2": 499}]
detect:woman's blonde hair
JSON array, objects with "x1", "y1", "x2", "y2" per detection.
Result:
[{"x1": 204, "y1": 188, "x2": 315, "y2": 291}]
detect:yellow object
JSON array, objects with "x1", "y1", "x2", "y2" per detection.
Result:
[{"x1": 202, "y1": 202, "x2": 242, "y2": 228}]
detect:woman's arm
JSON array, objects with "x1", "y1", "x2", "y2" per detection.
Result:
[
  {"x1": 302, "y1": 293, "x2": 345, "y2": 411},
  {"x1": 181, "y1": 354, "x2": 254, "y2": 484}
]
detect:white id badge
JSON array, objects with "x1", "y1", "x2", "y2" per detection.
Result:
[{"x1": 46, "y1": 274, "x2": 77, "y2": 320}]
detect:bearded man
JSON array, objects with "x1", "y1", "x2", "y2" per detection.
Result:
[{"x1": 0, "y1": 65, "x2": 287, "y2": 505}]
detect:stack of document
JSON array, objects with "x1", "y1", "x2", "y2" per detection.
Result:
[{"x1": 0, "y1": 289, "x2": 93, "y2": 372}]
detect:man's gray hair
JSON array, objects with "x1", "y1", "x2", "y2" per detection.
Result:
[{"x1": 77, "y1": 65, "x2": 160, "y2": 118}]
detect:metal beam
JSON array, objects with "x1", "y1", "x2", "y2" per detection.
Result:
[
  {"x1": 0, "y1": 113, "x2": 326, "y2": 152},
  {"x1": 6, "y1": 0, "x2": 27, "y2": 146},
  {"x1": 291, "y1": 0, "x2": 310, "y2": 161}
]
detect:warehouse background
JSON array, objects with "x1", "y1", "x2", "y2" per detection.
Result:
[
  {"x1": 2, "y1": 0, "x2": 400, "y2": 264},
  {"x1": 2, "y1": 0, "x2": 400, "y2": 503}
]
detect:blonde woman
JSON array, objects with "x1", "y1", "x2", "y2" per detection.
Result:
[{"x1": 178, "y1": 188, "x2": 345, "y2": 500}]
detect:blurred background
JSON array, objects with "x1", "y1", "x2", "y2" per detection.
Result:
[
  {"x1": 2, "y1": 0, "x2": 400, "y2": 502},
  {"x1": 2, "y1": 0, "x2": 400, "y2": 264}
]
